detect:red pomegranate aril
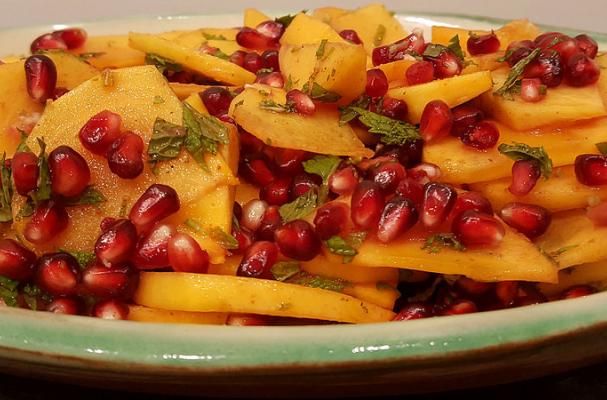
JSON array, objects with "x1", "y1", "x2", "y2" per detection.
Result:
[
  {"x1": 261, "y1": 49, "x2": 280, "y2": 71},
  {"x1": 372, "y1": 31, "x2": 426, "y2": 66},
  {"x1": 369, "y1": 161, "x2": 406, "y2": 194},
  {"x1": 167, "y1": 232, "x2": 209, "y2": 273},
  {"x1": 420, "y1": 100, "x2": 453, "y2": 142},
  {"x1": 35, "y1": 253, "x2": 80, "y2": 296},
  {"x1": 395, "y1": 178, "x2": 424, "y2": 206},
  {"x1": 255, "y1": 71, "x2": 284, "y2": 88},
  {"x1": 587, "y1": 201, "x2": 607, "y2": 226},
  {"x1": 24, "y1": 200, "x2": 69, "y2": 245},
  {"x1": 314, "y1": 202, "x2": 349, "y2": 240},
  {"x1": 53, "y1": 28, "x2": 87, "y2": 49},
  {"x1": 442, "y1": 300, "x2": 478, "y2": 315},
  {"x1": 575, "y1": 154, "x2": 607, "y2": 186},
  {"x1": 565, "y1": 53, "x2": 600, "y2": 87},
  {"x1": 456, "y1": 277, "x2": 493, "y2": 296},
  {"x1": 520, "y1": 78, "x2": 545, "y2": 102},
  {"x1": 133, "y1": 223, "x2": 176, "y2": 269},
  {"x1": 460, "y1": 121, "x2": 500, "y2": 150},
  {"x1": 256, "y1": 20, "x2": 284, "y2": 40},
  {"x1": 51, "y1": 87, "x2": 69, "y2": 100},
  {"x1": 0, "y1": 239, "x2": 37, "y2": 281},
  {"x1": 409, "y1": 162, "x2": 441, "y2": 184},
  {"x1": 273, "y1": 148, "x2": 307, "y2": 176},
  {"x1": 495, "y1": 281, "x2": 519, "y2": 307},
  {"x1": 452, "y1": 210, "x2": 505, "y2": 247},
  {"x1": 405, "y1": 60, "x2": 435, "y2": 85},
  {"x1": 78, "y1": 110, "x2": 122, "y2": 155},
  {"x1": 524, "y1": 51, "x2": 563, "y2": 87},
  {"x1": 328, "y1": 165, "x2": 359, "y2": 196},
  {"x1": 452, "y1": 191, "x2": 493, "y2": 219},
  {"x1": 257, "y1": 206, "x2": 282, "y2": 241},
  {"x1": 500, "y1": 202, "x2": 552, "y2": 238},
  {"x1": 232, "y1": 228, "x2": 254, "y2": 253},
  {"x1": 11, "y1": 151, "x2": 39, "y2": 196},
  {"x1": 286, "y1": 89, "x2": 316, "y2": 115},
  {"x1": 274, "y1": 220, "x2": 321, "y2": 261},
  {"x1": 48, "y1": 145, "x2": 91, "y2": 197},
  {"x1": 576, "y1": 34, "x2": 598, "y2": 58},
  {"x1": 351, "y1": 180, "x2": 385, "y2": 229},
  {"x1": 200, "y1": 87, "x2": 233, "y2": 117},
  {"x1": 83, "y1": 263, "x2": 137, "y2": 299},
  {"x1": 236, "y1": 27, "x2": 278, "y2": 50},
  {"x1": 94, "y1": 219, "x2": 138, "y2": 267},
  {"x1": 425, "y1": 48, "x2": 462, "y2": 79},
  {"x1": 377, "y1": 197, "x2": 418, "y2": 243},
  {"x1": 237, "y1": 240, "x2": 278, "y2": 278},
  {"x1": 260, "y1": 177, "x2": 292, "y2": 206},
  {"x1": 46, "y1": 298, "x2": 79, "y2": 315},
  {"x1": 226, "y1": 313, "x2": 269, "y2": 326},
  {"x1": 92, "y1": 299, "x2": 129, "y2": 320},
  {"x1": 240, "y1": 130, "x2": 265, "y2": 156},
  {"x1": 551, "y1": 37, "x2": 580, "y2": 63},
  {"x1": 24, "y1": 54, "x2": 57, "y2": 103},
  {"x1": 30, "y1": 33, "x2": 68, "y2": 52},
  {"x1": 229, "y1": 50, "x2": 247, "y2": 67},
  {"x1": 560, "y1": 285, "x2": 596, "y2": 300},
  {"x1": 365, "y1": 69, "x2": 389, "y2": 98},
  {"x1": 240, "y1": 157, "x2": 276, "y2": 186},
  {"x1": 372, "y1": 46, "x2": 391, "y2": 66},
  {"x1": 534, "y1": 32, "x2": 567, "y2": 49},
  {"x1": 504, "y1": 40, "x2": 536, "y2": 66},
  {"x1": 393, "y1": 302, "x2": 433, "y2": 321},
  {"x1": 421, "y1": 182, "x2": 457, "y2": 228},
  {"x1": 339, "y1": 29, "x2": 362, "y2": 45},
  {"x1": 241, "y1": 199, "x2": 269, "y2": 232},
  {"x1": 129, "y1": 184, "x2": 180, "y2": 231},
  {"x1": 291, "y1": 173, "x2": 319, "y2": 198},
  {"x1": 243, "y1": 52, "x2": 264, "y2": 73},
  {"x1": 380, "y1": 97, "x2": 408, "y2": 121},
  {"x1": 398, "y1": 139, "x2": 424, "y2": 168},
  {"x1": 508, "y1": 159, "x2": 541, "y2": 196},
  {"x1": 106, "y1": 132, "x2": 144, "y2": 180},
  {"x1": 451, "y1": 103, "x2": 484, "y2": 137},
  {"x1": 467, "y1": 32, "x2": 500, "y2": 55},
  {"x1": 515, "y1": 286, "x2": 547, "y2": 306}
]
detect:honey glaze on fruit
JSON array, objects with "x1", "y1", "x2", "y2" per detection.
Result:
[{"x1": 0, "y1": 5, "x2": 605, "y2": 325}]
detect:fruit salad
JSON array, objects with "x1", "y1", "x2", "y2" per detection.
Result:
[{"x1": 0, "y1": 4, "x2": 605, "y2": 325}]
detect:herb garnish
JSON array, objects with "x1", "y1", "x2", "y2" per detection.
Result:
[
  {"x1": 0, "y1": 153, "x2": 13, "y2": 222},
  {"x1": 279, "y1": 190, "x2": 318, "y2": 223},
  {"x1": 78, "y1": 52, "x2": 106, "y2": 61},
  {"x1": 303, "y1": 155, "x2": 342, "y2": 184},
  {"x1": 145, "y1": 53, "x2": 183, "y2": 74},
  {"x1": 498, "y1": 142, "x2": 553, "y2": 178},
  {"x1": 494, "y1": 47, "x2": 541, "y2": 96},
  {"x1": 65, "y1": 186, "x2": 107, "y2": 206},
  {"x1": 0, "y1": 276, "x2": 19, "y2": 307},
  {"x1": 325, "y1": 231, "x2": 367, "y2": 263},
  {"x1": 549, "y1": 244, "x2": 579, "y2": 258},
  {"x1": 259, "y1": 99, "x2": 296, "y2": 113},
  {"x1": 15, "y1": 130, "x2": 31, "y2": 153},
  {"x1": 30, "y1": 138, "x2": 51, "y2": 204},
  {"x1": 422, "y1": 233, "x2": 466, "y2": 253},
  {"x1": 342, "y1": 106, "x2": 421, "y2": 146},
  {"x1": 202, "y1": 33, "x2": 227, "y2": 40},
  {"x1": 596, "y1": 142, "x2": 607, "y2": 155},
  {"x1": 288, "y1": 271, "x2": 349, "y2": 292},
  {"x1": 59, "y1": 249, "x2": 96, "y2": 270},
  {"x1": 302, "y1": 82, "x2": 341, "y2": 103},
  {"x1": 183, "y1": 102, "x2": 229, "y2": 169},
  {"x1": 148, "y1": 118, "x2": 187, "y2": 163},
  {"x1": 271, "y1": 261, "x2": 302, "y2": 282},
  {"x1": 447, "y1": 35, "x2": 466, "y2": 62},
  {"x1": 274, "y1": 11, "x2": 306, "y2": 28},
  {"x1": 374, "y1": 24, "x2": 387, "y2": 46},
  {"x1": 316, "y1": 39, "x2": 328, "y2": 60},
  {"x1": 208, "y1": 227, "x2": 239, "y2": 250}
]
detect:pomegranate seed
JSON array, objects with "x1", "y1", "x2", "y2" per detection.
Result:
[
  {"x1": 587, "y1": 201, "x2": 607, "y2": 226},
  {"x1": 236, "y1": 27, "x2": 278, "y2": 50},
  {"x1": 405, "y1": 61, "x2": 435, "y2": 85},
  {"x1": 365, "y1": 69, "x2": 389, "y2": 98},
  {"x1": 233, "y1": 228, "x2": 254, "y2": 253},
  {"x1": 229, "y1": 50, "x2": 247, "y2": 67},
  {"x1": 167, "y1": 71, "x2": 194, "y2": 84},
  {"x1": 129, "y1": 184, "x2": 180, "y2": 231},
  {"x1": 226, "y1": 313, "x2": 269, "y2": 326},
  {"x1": 551, "y1": 38, "x2": 580, "y2": 63},
  {"x1": 243, "y1": 52, "x2": 264, "y2": 73},
  {"x1": 424, "y1": 48, "x2": 462, "y2": 79},
  {"x1": 314, "y1": 202, "x2": 349, "y2": 240},
  {"x1": 133, "y1": 223, "x2": 176, "y2": 269},
  {"x1": 351, "y1": 180, "x2": 385, "y2": 229},
  {"x1": 420, "y1": 100, "x2": 453, "y2": 142},
  {"x1": 92, "y1": 299, "x2": 128, "y2": 320},
  {"x1": 78, "y1": 110, "x2": 122, "y2": 155},
  {"x1": 82, "y1": 263, "x2": 137, "y2": 299},
  {"x1": 274, "y1": 220, "x2": 321, "y2": 261},
  {"x1": 369, "y1": 161, "x2": 406, "y2": 194},
  {"x1": 0, "y1": 239, "x2": 37, "y2": 281},
  {"x1": 51, "y1": 87, "x2": 69, "y2": 100},
  {"x1": 257, "y1": 205, "x2": 282, "y2": 241},
  {"x1": 460, "y1": 121, "x2": 500, "y2": 150},
  {"x1": 452, "y1": 210, "x2": 505, "y2": 247},
  {"x1": 409, "y1": 162, "x2": 441, "y2": 185},
  {"x1": 240, "y1": 131, "x2": 265, "y2": 156},
  {"x1": 241, "y1": 199, "x2": 269, "y2": 232},
  {"x1": 167, "y1": 232, "x2": 209, "y2": 273},
  {"x1": 575, "y1": 154, "x2": 607, "y2": 186},
  {"x1": 237, "y1": 240, "x2": 278, "y2": 278},
  {"x1": 261, "y1": 49, "x2": 280, "y2": 71},
  {"x1": 339, "y1": 29, "x2": 363, "y2": 45},
  {"x1": 48, "y1": 145, "x2": 91, "y2": 198},
  {"x1": 290, "y1": 173, "x2": 319, "y2": 198},
  {"x1": 450, "y1": 103, "x2": 483, "y2": 137},
  {"x1": 520, "y1": 78, "x2": 545, "y2": 102},
  {"x1": 255, "y1": 71, "x2": 284, "y2": 88},
  {"x1": 372, "y1": 31, "x2": 426, "y2": 66},
  {"x1": 30, "y1": 33, "x2": 67, "y2": 53},
  {"x1": 500, "y1": 202, "x2": 552, "y2": 238},
  {"x1": 260, "y1": 177, "x2": 292, "y2": 206},
  {"x1": 467, "y1": 32, "x2": 500, "y2": 55},
  {"x1": 534, "y1": 32, "x2": 568, "y2": 49},
  {"x1": 35, "y1": 253, "x2": 80, "y2": 296},
  {"x1": 53, "y1": 28, "x2": 87, "y2": 49},
  {"x1": 515, "y1": 286, "x2": 546, "y2": 306},
  {"x1": 377, "y1": 196, "x2": 418, "y2": 243},
  {"x1": 420, "y1": 182, "x2": 457, "y2": 228},
  {"x1": 94, "y1": 219, "x2": 138, "y2": 267},
  {"x1": 241, "y1": 156, "x2": 277, "y2": 186},
  {"x1": 24, "y1": 200, "x2": 69, "y2": 244},
  {"x1": 508, "y1": 159, "x2": 541, "y2": 196},
  {"x1": 393, "y1": 302, "x2": 433, "y2": 320},
  {"x1": 200, "y1": 87, "x2": 233, "y2": 117},
  {"x1": 286, "y1": 89, "x2": 316, "y2": 115},
  {"x1": 442, "y1": 299, "x2": 478, "y2": 315},
  {"x1": 495, "y1": 281, "x2": 518, "y2": 306},
  {"x1": 256, "y1": 20, "x2": 284, "y2": 40},
  {"x1": 24, "y1": 55, "x2": 57, "y2": 103},
  {"x1": 575, "y1": 34, "x2": 598, "y2": 58},
  {"x1": 46, "y1": 298, "x2": 79, "y2": 315},
  {"x1": 380, "y1": 97, "x2": 408, "y2": 121},
  {"x1": 565, "y1": 53, "x2": 600, "y2": 87},
  {"x1": 106, "y1": 132, "x2": 144, "y2": 180},
  {"x1": 372, "y1": 46, "x2": 391, "y2": 66},
  {"x1": 398, "y1": 139, "x2": 424, "y2": 168},
  {"x1": 504, "y1": 40, "x2": 536, "y2": 66},
  {"x1": 452, "y1": 191, "x2": 493, "y2": 219},
  {"x1": 328, "y1": 165, "x2": 359, "y2": 196},
  {"x1": 524, "y1": 50, "x2": 563, "y2": 87},
  {"x1": 395, "y1": 177, "x2": 425, "y2": 206},
  {"x1": 273, "y1": 148, "x2": 307, "y2": 176},
  {"x1": 455, "y1": 277, "x2": 493, "y2": 296},
  {"x1": 11, "y1": 151, "x2": 39, "y2": 196},
  {"x1": 560, "y1": 285, "x2": 597, "y2": 300},
  {"x1": 357, "y1": 156, "x2": 395, "y2": 172}
]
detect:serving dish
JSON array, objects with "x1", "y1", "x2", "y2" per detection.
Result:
[{"x1": 1, "y1": 11, "x2": 607, "y2": 397}]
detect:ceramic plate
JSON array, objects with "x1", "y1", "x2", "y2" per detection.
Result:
[{"x1": 1, "y1": 12, "x2": 606, "y2": 397}]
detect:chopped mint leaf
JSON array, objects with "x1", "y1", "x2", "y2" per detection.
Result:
[
  {"x1": 65, "y1": 186, "x2": 107, "y2": 206},
  {"x1": 316, "y1": 39, "x2": 328, "y2": 60},
  {"x1": 376, "y1": 281, "x2": 395, "y2": 291},
  {"x1": 494, "y1": 47, "x2": 541, "y2": 96},
  {"x1": 202, "y1": 33, "x2": 227, "y2": 40},
  {"x1": 596, "y1": 142, "x2": 607, "y2": 155},
  {"x1": 346, "y1": 106, "x2": 421, "y2": 146},
  {"x1": 303, "y1": 155, "x2": 342, "y2": 184},
  {"x1": 549, "y1": 244, "x2": 579, "y2": 258},
  {"x1": 0, "y1": 276, "x2": 19, "y2": 307},
  {"x1": 183, "y1": 102, "x2": 229, "y2": 169},
  {"x1": 497, "y1": 48, "x2": 515, "y2": 63},
  {"x1": 15, "y1": 129, "x2": 31, "y2": 153},
  {"x1": 422, "y1": 233, "x2": 466, "y2": 253},
  {"x1": 284, "y1": 75, "x2": 294, "y2": 91},
  {"x1": 279, "y1": 190, "x2": 318, "y2": 223},
  {"x1": 148, "y1": 118, "x2": 187, "y2": 163},
  {"x1": 59, "y1": 249, "x2": 96, "y2": 270},
  {"x1": 259, "y1": 99, "x2": 296, "y2": 113},
  {"x1": 447, "y1": 35, "x2": 466, "y2": 62},
  {"x1": 325, "y1": 231, "x2": 367, "y2": 263},
  {"x1": 184, "y1": 218, "x2": 203, "y2": 233},
  {"x1": 498, "y1": 142, "x2": 553, "y2": 179},
  {"x1": 153, "y1": 96, "x2": 165, "y2": 104},
  {"x1": 145, "y1": 53, "x2": 183, "y2": 74},
  {"x1": 78, "y1": 52, "x2": 105, "y2": 61},
  {"x1": 339, "y1": 96, "x2": 371, "y2": 125},
  {"x1": 15, "y1": 198, "x2": 34, "y2": 220},
  {"x1": 274, "y1": 11, "x2": 306, "y2": 28},
  {"x1": 271, "y1": 261, "x2": 302, "y2": 282},
  {"x1": 288, "y1": 271, "x2": 349, "y2": 292},
  {"x1": 208, "y1": 227, "x2": 239, "y2": 250},
  {"x1": 422, "y1": 43, "x2": 447, "y2": 59},
  {"x1": 374, "y1": 24, "x2": 387, "y2": 46},
  {"x1": 0, "y1": 153, "x2": 13, "y2": 222},
  {"x1": 302, "y1": 82, "x2": 341, "y2": 103},
  {"x1": 30, "y1": 138, "x2": 51, "y2": 204}
]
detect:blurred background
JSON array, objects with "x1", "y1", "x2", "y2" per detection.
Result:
[{"x1": 0, "y1": 0, "x2": 604, "y2": 32}]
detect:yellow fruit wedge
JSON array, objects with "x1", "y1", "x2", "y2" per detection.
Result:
[
  {"x1": 229, "y1": 84, "x2": 373, "y2": 158},
  {"x1": 128, "y1": 305, "x2": 228, "y2": 325},
  {"x1": 387, "y1": 71, "x2": 492, "y2": 123},
  {"x1": 280, "y1": 14, "x2": 346, "y2": 46},
  {"x1": 312, "y1": 7, "x2": 348, "y2": 23},
  {"x1": 235, "y1": 182, "x2": 260, "y2": 205},
  {"x1": 301, "y1": 256, "x2": 399, "y2": 284},
  {"x1": 134, "y1": 272, "x2": 395, "y2": 323},
  {"x1": 171, "y1": 29, "x2": 240, "y2": 49},
  {"x1": 597, "y1": 55, "x2": 607, "y2": 108},
  {"x1": 72, "y1": 35, "x2": 145, "y2": 69},
  {"x1": 128, "y1": 32, "x2": 255, "y2": 86},
  {"x1": 462, "y1": 52, "x2": 505, "y2": 74},
  {"x1": 378, "y1": 59, "x2": 415, "y2": 83},
  {"x1": 424, "y1": 117, "x2": 607, "y2": 184},
  {"x1": 538, "y1": 260, "x2": 607, "y2": 297},
  {"x1": 169, "y1": 83, "x2": 211, "y2": 100},
  {"x1": 208, "y1": 255, "x2": 241, "y2": 276},
  {"x1": 279, "y1": 42, "x2": 367, "y2": 104},
  {"x1": 244, "y1": 8, "x2": 271, "y2": 27},
  {"x1": 471, "y1": 165, "x2": 607, "y2": 212},
  {"x1": 343, "y1": 282, "x2": 399, "y2": 310},
  {"x1": 479, "y1": 68, "x2": 607, "y2": 130},
  {"x1": 535, "y1": 209, "x2": 607, "y2": 269}
]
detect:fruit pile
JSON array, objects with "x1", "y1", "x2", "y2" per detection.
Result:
[{"x1": 0, "y1": 4, "x2": 605, "y2": 325}]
